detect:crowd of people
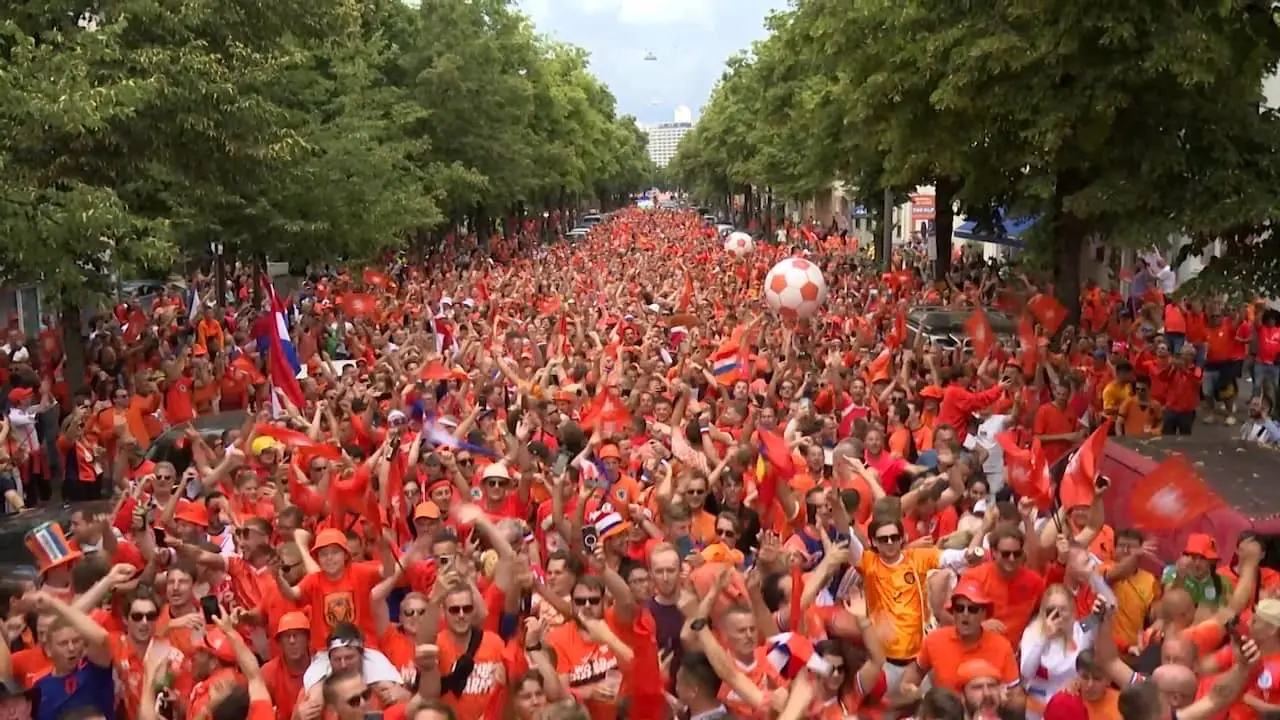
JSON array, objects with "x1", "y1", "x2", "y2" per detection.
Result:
[{"x1": 0, "y1": 208, "x2": 1275, "y2": 720}]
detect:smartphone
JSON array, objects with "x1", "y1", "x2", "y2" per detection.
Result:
[
  {"x1": 551, "y1": 453, "x2": 569, "y2": 477},
  {"x1": 153, "y1": 527, "x2": 166, "y2": 546},
  {"x1": 199, "y1": 595, "x2": 221, "y2": 624}
]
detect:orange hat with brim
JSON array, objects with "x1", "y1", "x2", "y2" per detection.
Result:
[
  {"x1": 25, "y1": 522, "x2": 83, "y2": 575},
  {"x1": 313, "y1": 528, "x2": 348, "y2": 553},
  {"x1": 276, "y1": 611, "x2": 311, "y2": 636},
  {"x1": 174, "y1": 500, "x2": 209, "y2": 527}
]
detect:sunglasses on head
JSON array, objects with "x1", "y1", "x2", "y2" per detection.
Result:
[{"x1": 573, "y1": 596, "x2": 603, "y2": 607}]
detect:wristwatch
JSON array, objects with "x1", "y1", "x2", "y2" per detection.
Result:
[
  {"x1": 689, "y1": 617, "x2": 710, "y2": 632},
  {"x1": 525, "y1": 642, "x2": 543, "y2": 653}
]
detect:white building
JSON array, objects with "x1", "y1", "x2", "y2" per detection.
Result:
[{"x1": 641, "y1": 111, "x2": 693, "y2": 168}]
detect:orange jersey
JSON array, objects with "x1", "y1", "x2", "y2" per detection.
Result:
[{"x1": 719, "y1": 647, "x2": 784, "y2": 718}]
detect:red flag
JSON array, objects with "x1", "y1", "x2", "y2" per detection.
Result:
[
  {"x1": 340, "y1": 293, "x2": 378, "y2": 318},
  {"x1": 1129, "y1": 455, "x2": 1226, "y2": 530},
  {"x1": 678, "y1": 271, "x2": 694, "y2": 312},
  {"x1": 886, "y1": 307, "x2": 908, "y2": 349},
  {"x1": 995, "y1": 433, "x2": 1053, "y2": 509},
  {"x1": 1059, "y1": 420, "x2": 1111, "y2": 509},
  {"x1": 964, "y1": 308, "x2": 995, "y2": 359},
  {"x1": 579, "y1": 388, "x2": 631, "y2": 437},
  {"x1": 362, "y1": 268, "x2": 389, "y2": 289},
  {"x1": 1028, "y1": 294, "x2": 1068, "y2": 335},
  {"x1": 757, "y1": 429, "x2": 795, "y2": 513},
  {"x1": 1017, "y1": 315, "x2": 1039, "y2": 376},
  {"x1": 420, "y1": 361, "x2": 453, "y2": 382}
]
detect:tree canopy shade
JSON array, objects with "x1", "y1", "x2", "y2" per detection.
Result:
[
  {"x1": 670, "y1": 0, "x2": 1280, "y2": 313},
  {"x1": 0, "y1": 0, "x2": 654, "y2": 304}
]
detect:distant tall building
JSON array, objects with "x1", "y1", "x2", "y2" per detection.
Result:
[{"x1": 642, "y1": 108, "x2": 694, "y2": 167}]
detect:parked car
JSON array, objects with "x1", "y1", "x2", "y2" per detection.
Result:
[
  {"x1": 566, "y1": 227, "x2": 590, "y2": 242},
  {"x1": 580, "y1": 214, "x2": 604, "y2": 228},
  {"x1": 905, "y1": 306, "x2": 1017, "y2": 352},
  {"x1": 715, "y1": 223, "x2": 736, "y2": 238},
  {"x1": 146, "y1": 411, "x2": 248, "y2": 476}
]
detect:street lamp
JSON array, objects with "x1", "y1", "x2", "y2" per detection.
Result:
[{"x1": 210, "y1": 240, "x2": 226, "y2": 309}]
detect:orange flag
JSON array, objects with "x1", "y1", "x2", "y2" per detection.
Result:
[
  {"x1": 1129, "y1": 456, "x2": 1225, "y2": 530},
  {"x1": 339, "y1": 293, "x2": 378, "y2": 318}
]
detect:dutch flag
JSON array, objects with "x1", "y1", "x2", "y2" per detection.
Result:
[{"x1": 264, "y1": 277, "x2": 305, "y2": 413}]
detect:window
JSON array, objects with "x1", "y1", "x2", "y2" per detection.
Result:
[{"x1": 18, "y1": 286, "x2": 40, "y2": 337}]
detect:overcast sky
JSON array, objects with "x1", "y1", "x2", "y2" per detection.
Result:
[{"x1": 517, "y1": 0, "x2": 784, "y2": 125}]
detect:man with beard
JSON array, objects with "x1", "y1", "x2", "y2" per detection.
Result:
[{"x1": 953, "y1": 658, "x2": 1024, "y2": 719}]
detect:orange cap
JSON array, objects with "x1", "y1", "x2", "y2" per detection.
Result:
[
  {"x1": 276, "y1": 611, "x2": 311, "y2": 635},
  {"x1": 174, "y1": 500, "x2": 209, "y2": 528},
  {"x1": 948, "y1": 576, "x2": 992, "y2": 608},
  {"x1": 919, "y1": 385, "x2": 944, "y2": 400},
  {"x1": 598, "y1": 444, "x2": 622, "y2": 460},
  {"x1": 1184, "y1": 533, "x2": 1219, "y2": 561},
  {"x1": 413, "y1": 501, "x2": 441, "y2": 521},
  {"x1": 313, "y1": 528, "x2": 348, "y2": 553}
]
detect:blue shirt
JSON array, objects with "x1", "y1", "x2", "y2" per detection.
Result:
[{"x1": 34, "y1": 659, "x2": 114, "y2": 720}]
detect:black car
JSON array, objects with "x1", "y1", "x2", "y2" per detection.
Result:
[
  {"x1": 146, "y1": 410, "x2": 248, "y2": 477},
  {"x1": 905, "y1": 306, "x2": 1017, "y2": 352}
]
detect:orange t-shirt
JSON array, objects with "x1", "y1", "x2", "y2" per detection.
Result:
[
  {"x1": 1032, "y1": 402, "x2": 1078, "y2": 464},
  {"x1": 260, "y1": 657, "x2": 306, "y2": 720},
  {"x1": 719, "y1": 646, "x2": 784, "y2": 717},
  {"x1": 165, "y1": 375, "x2": 196, "y2": 426},
  {"x1": 125, "y1": 393, "x2": 162, "y2": 448},
  {"x1": 436, "y1": 629, "x2": 508, "y2": 719},
  {"x1": 858, "y1": 548, "x2": 940, "y2": 660},
  {"x1": 917, "y1": 626, "x2": 1019, "y2": 695},
  {"x1": 296, "y1": 561, "x2": 383, "y2": 652},
  {"x1": 11, "y1": 646, "x2": 51, "y2": 689},
  {"x1": 188, "y1": 666, "x2": 241, "y2": 720},
  {"x1": 963, "y1": 561, "x2": 1046, "y2": 646},
  {"x1": 547, "y1": 609, "x2": 632, "y2": 720}
]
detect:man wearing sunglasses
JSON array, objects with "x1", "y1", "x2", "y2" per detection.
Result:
[
  {"x1": 321, "y1": 668, "x2": 378, "y2": 720},
  {"x1": 899, "y1": 578, "x2": 1022, "y2": 712}
]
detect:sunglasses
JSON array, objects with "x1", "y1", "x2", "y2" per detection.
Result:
[
  {"x1": 686, "y1": 488, "x2": 706, "y2": 496},
  {"x1": 573, "y1": 596, "x2": 603, "y2": 607},
  {"x1": 952, "y1": 602, "x2": 985, "y2": 615},
  {"x1": 716, "y1": 527, "x2": 737, "y2": 539},
  {"x1": 155, "y1": 474, "x2": 175, "y2": 482},
  {"x1": 281, "y1": 562, "x2": 302, "y2": 573},
  {"x1": 874, "y1": 533, "x2": 901, "y2": 544},
  {"x1": 447, "y1": 604, "x2": 474, "y2": 616},
  {"x1": 344, "y1": 689, "x2": 372, "y2": 708},
  {"x1": 486, "y1": 479, "x2": 507, "y2": 488},
  {"x1": 996, "y1": 548, "x2": 1023, "y2": 559},
  {"x1": 457, "y1": 457, "x2": 473, "y2": 465},
  {"x1": 402, "y1": 608, "x2": 426, "y2": 617},
  {"x1": 130, "y1": 611, "x2": 159, "y2": 622}
]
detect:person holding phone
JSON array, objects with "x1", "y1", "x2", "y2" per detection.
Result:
[{"x1": 1019, "y1": 587, "x2": 1098, "y2": 719}]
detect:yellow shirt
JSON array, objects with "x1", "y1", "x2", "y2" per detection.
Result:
[
  {"x1": 859, "y1": 547, "x2": 940, "y2": 660},
  {"x1": 1111, "y1": 568, "x2": 1161, "y2": 651},
  {"x1": 1101, "y1": 381, "x2": 1133, "y2": 418}
]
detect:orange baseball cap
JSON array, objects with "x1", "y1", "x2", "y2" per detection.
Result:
[
  {"x1": 1184, "y1": 533, "x2": 1219, "y2": 561},
  {"x1": 313, "y1": 528, "x2": 348, "y2": 553},
  {"x1": 276, "y1": 611, "x2": 311, "y2": 635}
]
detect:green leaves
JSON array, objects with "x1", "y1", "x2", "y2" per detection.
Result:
[
  {"x1": 0, "y1": 0, "x2": 651, "y2": 308},
  {"x1": 677, "y1": 0, "x2": 1280, "y2": 306}
]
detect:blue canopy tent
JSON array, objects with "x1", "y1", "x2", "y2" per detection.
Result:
[{"x1": 953, "y1": 215, "x2": 1039, "y2": 248}]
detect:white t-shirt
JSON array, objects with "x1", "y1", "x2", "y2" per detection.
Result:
[
  {"x1": 963, "y1": 414, "x2": 1013, "y2": 493},
  {"x1": 1155, "y1": 265, "x2": 1176, "y2": 294}
]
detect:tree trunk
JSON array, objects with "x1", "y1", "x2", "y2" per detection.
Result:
[
  {"x1": 1052, "y1": 170, "x2": 1088, "y2": 328},
  {"x1": 60, "y1": 304, "x2": 87, "y2": 395},
  {"x1": 933, "y1": 177, "x2": 958, "y2": 281}
]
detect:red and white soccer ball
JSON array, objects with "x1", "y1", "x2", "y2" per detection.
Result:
[
  {"x1": 764, "y1": 258, "x2": 827, "y2": 319},
  {"x1": 724, "y1": 231, "x2": 754, "y2": 257}
]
